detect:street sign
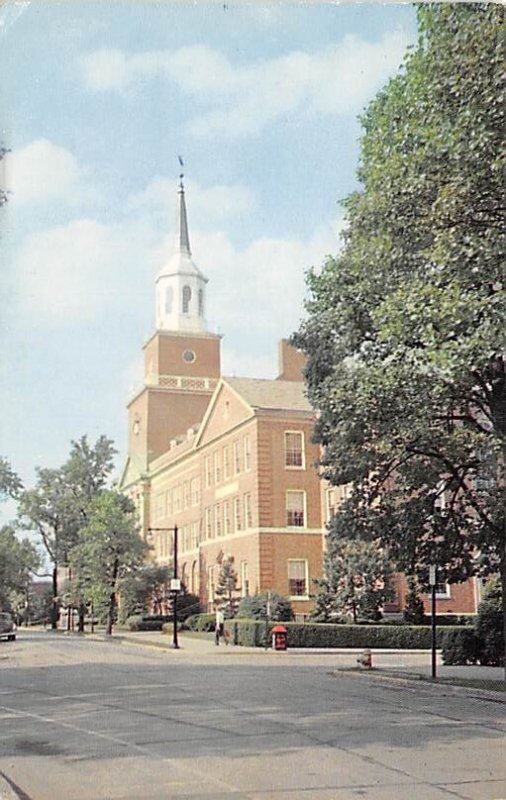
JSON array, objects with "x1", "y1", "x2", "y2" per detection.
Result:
[
  {"x1": 170, "y1": 579, "x2": 181, "y2": 592},
  {"x1": 429, "y1": 565, "x2": 436, "y2": 586}
]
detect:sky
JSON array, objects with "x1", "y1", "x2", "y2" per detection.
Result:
[{"x1": 0, "y1": 0, "x2": 417, "y2": 516}]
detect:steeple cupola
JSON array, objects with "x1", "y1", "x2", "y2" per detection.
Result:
[{"x1": 155, "y1": 177, "x2": 208, "y2": 333}]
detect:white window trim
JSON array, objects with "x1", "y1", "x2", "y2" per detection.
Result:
[
  {"x1": 244, "y1": 436, "x2": 252, "y2": 472},
  {"x1": 284, "y1": 430, "x2": 305, "y2": 470},
  {"x1": 286, "y1": 490, "x2": 307, "y2": 528},
  {"x1": 434, "y1": 583, "x2": 451, "y2": 599},
  {"x1": 287, "y1": 558, "x2": 309, "y2": 600}
]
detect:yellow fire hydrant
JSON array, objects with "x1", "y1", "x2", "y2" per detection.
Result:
[{"x1": 357, "y1": 648, "x2": 372, "y2": 669}]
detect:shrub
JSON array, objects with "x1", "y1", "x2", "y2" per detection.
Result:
[
  {"x1": 235, "y1": 593, "x2": 293, "y2": 622},
  {"x1": 229, "y1": 620, "x2": 459, "y2": 648},
  {"x1": 125, "y1": 615, "x2": 167, "y2": 631},
  {"x1": 441, "y1": 628, "x2": 481, "y2": 665},
  {"x1": 476, "y1": 578, "x2": 504, "y2": 666},
  {"x1": 175, "y1": 593, "x2": 202, "y2": 622},
  {"x1": 183, "y1": 613, "x2": 215, "y2": 632}
]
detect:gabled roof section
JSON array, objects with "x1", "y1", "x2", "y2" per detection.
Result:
[
  {"x1": 194, "y1": 378, "x2": 255, "y2": 448},
  {"x1": 194, "y1": 376, "x2": 312, "y2": 448},
  {"x1": 118, "y1": 455, "x2": 145, "y2": 490},
  {"x1": 225, "y1": 376, "x2": 312, "y2": 413}
]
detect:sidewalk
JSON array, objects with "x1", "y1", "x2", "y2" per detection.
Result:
[{"x1": 87, "y1": 629, "x2": 505, "y2": 694}]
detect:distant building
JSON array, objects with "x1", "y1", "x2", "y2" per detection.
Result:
[{"x1": 119, "y1": 179, "x2": 480, "y2": 618}]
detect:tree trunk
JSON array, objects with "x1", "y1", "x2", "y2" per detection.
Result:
[
  {"x1": 77, "y1": 602, "x2": 86, "y2": 633},
  {"x1": 106, "y1": 558, "x2": 119, "y2": 636},
  {"x1": 51, "y1": 564, "x2": 59, "y2": 630}
]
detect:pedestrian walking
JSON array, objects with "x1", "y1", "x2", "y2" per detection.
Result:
[{"x1": 215, "y1": 608, "x2": 224, "y2": 645}]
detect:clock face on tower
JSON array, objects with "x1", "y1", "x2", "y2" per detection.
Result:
[{"x1": 182, "y1": 349, "x2": 196, "y2": 364}]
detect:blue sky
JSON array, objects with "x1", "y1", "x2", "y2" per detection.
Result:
[{"x1": 0, "y1": 1, "x2": 417, "y2": 513}]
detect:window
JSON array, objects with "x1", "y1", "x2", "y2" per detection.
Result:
[
  {"x1": 286, "y1": 491, "x2": 305, "y2": 527},
  {"x1": 284, "y1": 432, "x2": 304, "y2": 468},
  {"x1": 233, "y1": 441, "x2": 241, "y2": 475},
  {"x1": 435, "y1": 583, "x2": 451, "y2": 599},
  {"x1": 205, "y1": 507, "x2": 212, "y2": 540},
  {"x1": 156, "y1": 493, "x2": 166, "y2": 521},
  {"x1": 288, "y1": 560, "x2": 308, "y2": 597},
  {"x1": 223, "y1": 447, "x2": 230, "y2": 480},
  {"x1": 326, "y1": 488, "x2": 339, "y2": 522},
  {"x1": 191, "y1": 477, "x2": 200, "y2": 506},
  {"x1": 174, "y1": 485, "x2": 182, "y2": 513},
  {"x1": 223, "y1": 501, "x2": 231, "y2": 535},
  {"x1": 205, "y1": 456, "x2": 212, "y2": 488},
  {"x1": 182, "y1": 285, "x2": 192, "y2": 313},
  {"x1": 166, "y1": 489, "x2": 173, "y2": 518},
  {"x1": 234, "y1": 497, "x2": 242, "y2": 531},
  {"x1": 214, "y1": 452, "x2": 222, "y2": 484},
  {"x1": 244, "y1": 493, "x2": 252, "y2": 529},
  {"x1": 244, "y1": 436, "x2": 251, "y2": 471},
  {"x1": 198, "y1": 288, "x2": 204, "y2": 317},
  {"x1": 241, "y1": 561, "x2": 249, "y2": 596},
  {"x1": 191, "y1": 522, "x2": 199, "y2": 549},
  {"x1": 214, "y1": 504, "x2": 222, "y2": 537},
  {"x1": 183, "y1": 481, "x2": 190, "y2": 510}
]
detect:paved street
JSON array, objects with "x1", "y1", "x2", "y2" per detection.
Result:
[{"x1": 0, "y1": 631, "x2": 504, "y2": 800}]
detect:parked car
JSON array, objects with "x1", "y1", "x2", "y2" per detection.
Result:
[{"x1": 0, "y1": 612, "x2": 16, "y2": 641}]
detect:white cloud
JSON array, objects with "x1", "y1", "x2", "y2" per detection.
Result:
[
  {"x1": 79, "y1": 32, "x2": 409, "y2": 138},
  {"x1": 14, "y1": 218, "x2": 146, "y2": 325},
  {"x1": 2, "y1": 139, "x2": 94, "y2": 206}
]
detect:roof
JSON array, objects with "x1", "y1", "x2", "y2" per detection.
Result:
[{"x1": 224, "y1": 376, "x2": 312, "y2": 413}]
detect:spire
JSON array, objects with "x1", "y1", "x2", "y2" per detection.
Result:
[
  {"x1": 155, "y1": 160, "x2": 208, "y2": 333},
  {"x1": 177, "y1": 157, "x2": 191, "y2": 254},
  {"x1": 177, "y1": 180, "x2": 192, "y2": 254}
]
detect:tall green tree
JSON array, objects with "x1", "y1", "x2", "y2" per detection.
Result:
[
  {"x1": 70, "y1": 490, "x2": 145, "y2": 635},
  {"x1": 214, "y1": 557, "x2": 239, "y2": 617},
  {"x1": 0, "y1": 456, "x2": 22, "y2": 501},
  {"x1": 0, "y1": 525, "x2": 40, "y2": 614},
  {"x1": 314, "y1": 538, "x2": 394, "y2": 623},
  {"x1": 294, "y1": 4, "x2": 505, "y2": 663},
  {"x1": 17, "y1": 436, "x2": 116, "y2": 628}
]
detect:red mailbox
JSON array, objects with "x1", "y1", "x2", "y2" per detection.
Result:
[{"x1": 271, "y1": 624, "x2": 288, "y2": 651}]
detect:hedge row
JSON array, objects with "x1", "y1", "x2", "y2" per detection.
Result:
[
  {"x1": 225, "y1": 619, "x2": 460, "y2": 649},
  {"x1": 125, "y1": 615, "x2": 165, "y2": 631}
]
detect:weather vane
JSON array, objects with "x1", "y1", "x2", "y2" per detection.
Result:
[{"x1": 178, "y1": 155, "x2": 184, "y2": 187}]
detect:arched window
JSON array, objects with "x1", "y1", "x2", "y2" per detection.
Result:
[
  {"x1": 182, "y1": 285, "x2": 192, "y2": 313},
  {"x1": 198, "y1": 288, "x2": 204, "y2": 317}
]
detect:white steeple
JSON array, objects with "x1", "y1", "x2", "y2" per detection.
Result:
[{"x1": 155, "y1": 174, "x2": 208, "y2": 333}]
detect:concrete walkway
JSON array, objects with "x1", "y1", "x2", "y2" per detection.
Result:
[{"x1": 83, "y1": 629, "x2": 505, "y2": 690}]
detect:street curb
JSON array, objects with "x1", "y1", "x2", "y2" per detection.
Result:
[{"x1": 334, "y1": 667, "x2": 506, "y2": 704}]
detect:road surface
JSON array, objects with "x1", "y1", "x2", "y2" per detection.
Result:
[{"x1": 0, "y1": 631, "x2": 504, "y2": 799}]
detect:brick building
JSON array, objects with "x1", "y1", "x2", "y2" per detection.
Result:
[{"x1": 119, "y1": 179, "x2": 480, "y2": 617}]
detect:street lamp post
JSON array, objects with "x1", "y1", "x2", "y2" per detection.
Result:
[
  {"x1": 429, "y1": 563, "x2": 437, "y2": 679},
  {"x1": 147, "y1": 525, "x2": 180, "y2": 649}
]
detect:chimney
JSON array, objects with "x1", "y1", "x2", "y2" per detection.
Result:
[{"x1": 277, "y1": 339, "x2": 306, "y2": 382}]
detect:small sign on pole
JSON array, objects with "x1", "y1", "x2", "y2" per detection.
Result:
[
  {"x1": 170, "y1": 578, "x2": 181, "y2": 592},
  {"x1": 429, "y1": 564, "x2": 436, "y2": 586}
]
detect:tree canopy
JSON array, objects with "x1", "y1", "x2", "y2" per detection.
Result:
[
  {"x1": 294, "y1": 4, "x2": 505, "y2": 644},
  {"x1": 17, "y1": 435, "x2": 116, "y2": 627},
  {"x1": 0, "y1": 525, "x2": 40, "y2": 613},
  {"x1": 70, "y1": 490, "x2": 145, "y2": 635}
]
